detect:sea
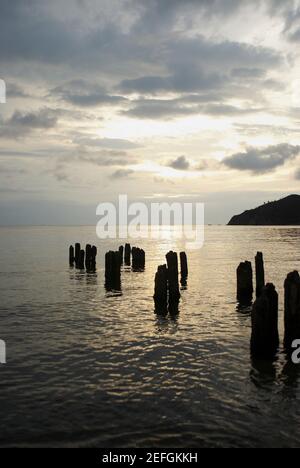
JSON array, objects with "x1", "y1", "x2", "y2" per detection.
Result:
[{"x1": 0, "y1": 225, "x2": 300, "y2": 448}]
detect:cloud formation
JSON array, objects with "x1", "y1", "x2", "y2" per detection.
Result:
[
  {"x1": 168, "y1": 155, "x2": 190, "y2": 170},
  {"x1": 52, "y1": 80, "x2": 127, "y2": 107},
  {"x1": 110, "y1": 169, "x2": 135, "y2": 179},
  {"x1": 223, "y1": 144, "x2": 300, "y2": 174},
  {"x1": 0, "y1": 109, "x2": 58, "y2": 138}
]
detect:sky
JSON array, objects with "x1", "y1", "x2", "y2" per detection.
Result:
[{"x1": 1, "y1": 0, "x2": 300, "y2": 225}]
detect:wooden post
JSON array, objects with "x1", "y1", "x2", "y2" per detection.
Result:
[
  {"x1": 251, "y1": 283, "x2": 279, "y2": 359},
  {"x1": 166, "y1": 251, "x2": 181, "y2": 310},
  {"x1": 237, "y1": 261, "x2": 253, "y2": 305},
  {"x1": 154, "y1": 265, "x2": 168, "y2": 314},
  {"x1": 125, "y1": 243, "x2": 131, "y2": 265},
  {"x1": 180, "y1": 252, "x2": 188, "y2": 286},
  {"x1": 132, "y1": 247, "x2": 138, "y2": 270},
  {"x1": 78, "y1": 249, "x2": 85, "y2": 270},
  {"x1": 85, "y1": 244, "x2": 92, "y2": 270},
  {"x1": 132, "y1": 247, "x2": 145, "y2": 271},
  {"x1": 140, "y1": 249, "x2": 145, "y2": 270},
  {"x1": 284, "y1": 271, "x2": 300, "y2": 351},
  {"x1": 119, "y1": 246, "x2": 124, "y2": 264},
  {"x1": 75, "y1": 243, "x2": 81, "y2": 268},
  {"x1": 105, "y1": 251, "x2": 121, "y2": 290},
  {"x1": 255, "y1": 252, "x2": 265, "y2": 297},
  {"x1": 69, "y1": 245, "x2": 75, "y2": 266},
  {"x1": 90, "y1": 246, "x2": 97, "y2": 272},
  {"x1": 180, "y1": 252, "x2": 188, "y2": 278}
]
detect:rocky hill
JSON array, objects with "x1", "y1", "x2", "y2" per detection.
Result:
[{"x1": 228, "y1": 195, "x2": 300, "y2": 225}]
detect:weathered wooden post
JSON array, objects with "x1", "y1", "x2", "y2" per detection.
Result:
[
  {"x1": 78, "y1": 249, "x2": 85, "y2": 270},
  {"x1": 251, "y1": 283, "x2": 279, "y2": 359},
  {"x1": 69, "y1": 245, "x2": 75, "y2": 266},
  {"x1": 119, "y1": 246, "x2": 124, "y2": 264},
  {"x1": 180, "y1": 252, "x2": 188, "y2": 286},
  {"x1": 105, "y1": 251, "x2": 121, "y2": 290},
  {"x1": 154, "y1": 265, "x2": 168, "y2": 314},
  {"x1": 90, "y1": 245, "x2": 97, "y2": 272},
  {"x1": 255, "y1": 252, "x2": 265, "y2": 297},
  {"x1": 284, "y1": 271, "x2": 300, "y2": 351},
  {"x1": 75, "y1": 243, "x2": 81, "y2": 268},
  {"x1": 166, "y1": 251, "x2": 181, "y2": 310},
  {"x1": 85, "y1": 244, "x2": 92, "y2": 270},
  {"x1": 105, "y1": 251, "x2": 113, "y2": 281},
  {"x1": 140, "y1": 249, "x2": 145, "y2": 270},
  {"x1": 237, "y1": 261, "x2": 253, "y2": 305},
  {"x1": 125, "y1": 243, "x2": 131, "y2": 265},
  {"x1": 132, "y1": 247, "x2": 145, "y2": 271},
  {"x1": 180, "y1": 252, "x2": 188, "y2": 278},
  {"x1": 132, "y1": 247, "x2": 137, "y2": 270}
]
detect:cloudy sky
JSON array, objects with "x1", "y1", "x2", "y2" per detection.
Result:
[{"x1": 1, "y1": 0, "x2": 300, "y2": 224}]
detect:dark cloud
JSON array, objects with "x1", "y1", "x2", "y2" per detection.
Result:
[
  {"x1": 202, "y1": 103, "x2": 263, "y2": 116},
  {"x1": 76, "y1": 150, "x2": 137, "y2": 167},
  {"x1": 110, "y1": 169, "x2": 135, "y2": 179},
  {"x1": 122, "y1": 98, "x2": 201, "y2": 119},
  {"x1": 282, "y1": 5, "x2": 300, "y2": 42},
  {"x1": 52, "y1": 80, "x2": 127, "y2": 107},
  {"x1": 0, "y1": 0, "x2": 284, "y2": 125},
  {"x1": 223, "y1": 144, "x2": 300, "y2": 174},
  {"x1": 73, "y1": 136, "x2": 140, "y2": 150},
  {"x1": 231, "y1": 68, "x2": 266, "y2": 79},
  {"x1": 7, "y1": 83, "x2": 29, "y2": 98},
  {"x1": 122, "y1": 97, "x2": 264, "y2": 120},
  {"x1": 0, "y1": 109, "x2": 58, "y2": 138},
  {"x1": 119, "y1": 36, "x2": 281, "y2": 96},
  {"x1": 120, "y1": 69, "x2": 225, "y2": 94},
  {"x1": 168, "y1": 156, "x2": 190, "y2": 170}
]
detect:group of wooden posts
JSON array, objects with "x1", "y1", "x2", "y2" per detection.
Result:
[
  {"x1": 69, "y1": 242, "x2": 299, "y2": 359},
  {"x1": 69, "y1": 243, "x2": 97, "y2": 272},
  {"x1": 69, "y1": 242, "x2": 188, "y2": 311},
  {"x1": 154, "y1": 251, "x2": 188, "y2": 314},
  {"x1": 237, "y1": 253, "x2": 300, "y2": 359},
  {"x1": 104, "y1": 244, "x2": 146, "y2": 290}
]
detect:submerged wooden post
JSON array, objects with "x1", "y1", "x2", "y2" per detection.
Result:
[
  {"x1": 75, "y1": 243, "x2": 81, "y2": 268},
  {"x1": 125, "y1": 243, "x2": 131, "y2": 265},
  {"x1": 255, "y1": 252, "x2": 265, "y2": 297},
  {"x1": 85, "y1": 244, "x2": 92, "y2": 270},
  {"x1": 105, "y1": 251, "x2": 121, "y2": 290},
  {"x1": 132, "y1": 247, "x2": 138, "y2": 270},
  {"x1": 132, "y1": 247, "x2": 145, "y2": 271},
  {"x1": 166, "y1": 251, "x2": 181, "y2": 309},
  {"x1": 180, "y1": 252, "x2": 188, "y2": 285},
  {"x1": 251, "y1": 283, "x2": 279, "y2": 359},
  {"x1": 180, "y1": 252, "x2": 188, "y2": 278},
  {"x1": 284, "y1": 271, "x2": 300, "y2": 351},
  {"x1": 237, "y1": 261, "x2": 253, "y2": 305},
  {"x1": 140, "y1": 249, "x2": 145, "y2": 270},
  {"x1": 69, "y1": 245, "x2": 75, "y2": 266},
  {"x1": 90, "y1": 246, "x2": 97, "y2": 272},
  {"x1": 154, "y1": 265, "x2": 168, "y2": 314},
  {"x1": 119, "y1": 246, "x2": 124, "y2": 264},
  {"x1": 78, "y1": 249, "x2": 85, "y2": 270}
]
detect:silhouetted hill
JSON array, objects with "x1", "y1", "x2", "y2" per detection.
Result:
[{"x1": 228, "y1": 195, "x2": 300, "y2": 225}]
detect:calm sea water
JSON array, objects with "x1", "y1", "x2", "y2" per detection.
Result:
[{"x1": 1, "y1": 226, "x2": 300, "y2": 448}]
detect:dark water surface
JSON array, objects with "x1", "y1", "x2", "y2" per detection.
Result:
[{"x1": 1, "y1": 226, "x2": 300, "y2": 448}]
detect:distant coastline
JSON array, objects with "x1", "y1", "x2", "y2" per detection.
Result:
[{"x1": 228, "y1": 194, "x2": 300, "y2": 226}]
